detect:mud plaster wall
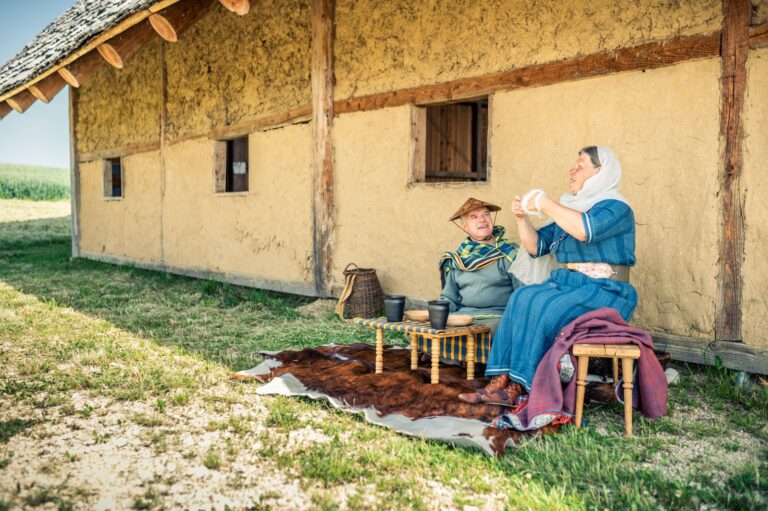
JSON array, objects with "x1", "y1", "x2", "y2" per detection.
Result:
[
  {"x1": 161, "y1": 124, "x2": 313, "y2": 286},
  {"x1": 333, "y1": 58, "x2": 722, "y2": 340},
  {"x1": 164, "y1": 0, "x2": 310, "y2": 140},
  {"x1": 333, "y1": 0, "x2": 722, "y2": 100},
  {"x1": 78, "y1": 151, "x2": 162, "y2": 262},
  {"x1": 754, "y1": 0, "x2": 768, "y2": 25},
  {"x1": 76, "y1": 41, "x2": 162, "y2": 155},
  {"x1": 741, "y1": 47, "x2": 768, "y2": 348}
]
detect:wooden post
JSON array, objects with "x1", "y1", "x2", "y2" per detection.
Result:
[
  {"x1": 375, "y1": 328, "x2": 384, "y2": 374},
  {"x1": 466, "y1": 333, "x2": 476, "y2": 380},
  {"x1": 69, "y1": 87, "x2": 81, "y2": 259},
  {"x1": 621, "y1": 357, "x2": 634, "y2": 438},
  {"x1": 430, "y1": 336, "x2": 441, "y2": 384},
  {"x1": 410, "y1": 333, "x2": 418, "y2": 370},
  {"x1": 574, "y1": 355, "x2": 589, "y2": 429},
  {"x1": 715, "y1": 0, "x2": 750, "y2": 342},
  {"x1": 311, "y1": 0, "x2": 335, "y2": 296}
]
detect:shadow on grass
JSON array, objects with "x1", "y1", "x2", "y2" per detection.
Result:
[
  {"x1": 0, "y1": 216, "x2": 379, "y2": 372},
  {"x1": 0, "y1": 419, "x2": 39, "y2": 444}
]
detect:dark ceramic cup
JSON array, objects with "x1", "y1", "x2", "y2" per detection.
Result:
[
  {"x1": 427, "y1": 300, "x2": 450, "y2": 330},
  {"x1": 384, "y1": 295, "x2": 406, "y2": 323}
]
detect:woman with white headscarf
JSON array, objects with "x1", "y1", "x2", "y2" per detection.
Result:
[{"x1": 459, "y1": 146, "x2": 637, "y2": 405}]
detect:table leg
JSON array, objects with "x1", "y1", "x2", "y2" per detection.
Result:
[
  {"x1": 622, "y1": 357, "x2": 634, "y2": 438},
  {"x1": 430, "y1": 335, "x2": 440, "y2": 384},
  {"x1": 375, "y1": 328, "x2": 383, "y2": 374},
  {"x1": 612, "y1": 357, "x2": 619, "y2": 384},
  {"x1": 410, "y1": 333, "x2": 418, "y2": 370},
  {"x1": 466, "y1": 333, "x2": 476, "y2": 380},
  {"x1": 575, "y1": 355, "x2": 589, "y2": 429}
]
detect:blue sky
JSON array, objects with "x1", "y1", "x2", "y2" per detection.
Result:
[{"x1": 0, "y1": 1, "x2": 76, "y2": 169}]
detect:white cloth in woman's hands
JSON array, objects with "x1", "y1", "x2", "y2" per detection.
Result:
[{"x1": 520, "y1": 189, "x2": 546, "y2": 217}]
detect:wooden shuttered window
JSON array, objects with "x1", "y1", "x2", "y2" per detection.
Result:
[
  {"x1": 102, "y1": 157, "x2": 122, "y2": 198},
  {"x1": 215, "y1": 136, "x2": 249, "y2": 193},
  {"x1": 412, "y1": 98, "x2": 489, "y2": 183}
]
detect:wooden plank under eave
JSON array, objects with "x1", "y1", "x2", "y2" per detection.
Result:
[
  {"x1": 715, "y1": 0, "x2": 751, "y2": 342},
  {"x1": 98, "y1": 19, "x2": 158, "y2": 69},
  {"x1": 6, "y1": 89, "x2": 37, "y2": 113},
  {"x1": 311, "y1": 0, "x2": 334, "y2": 296},
  {"x1": 28, "y1": 72, "x2": 67, "y2": 103},
  {"x1": 59, "y1": 50, "x2": 104, "y2": 88},
  {"x1": 0, "y1": 101, "x2": 12, "y2": 119},
  {"x1": 149, "y1": 0, "x2": 216, "y2": 42},
  {"x1": 218, "y1": 0, "x2": 250, "y2": 15}
]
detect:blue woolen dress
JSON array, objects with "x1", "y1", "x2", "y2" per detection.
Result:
[{"x1": 485, "y1": 199, "x2": 638, "y2": 390}]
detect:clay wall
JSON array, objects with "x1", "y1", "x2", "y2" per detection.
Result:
[
  {"x1": 164, "y1": 0, "x2": 311, "y2": 140},
  {"x1": 76, "y1": 41, "x2": 162, "y2": 155},
  {"x1": 78, "y1": 151, "x2": 163, "y2": 262},
  {"x1": 741, "y1": 47, "x2": 768, "y2": 347},
  {"x1": 333, "y1": 58, "x2": 722, "y2": 340},
  {"x1": 334, "y1": 0, "x2": 722, "y2": 100}
]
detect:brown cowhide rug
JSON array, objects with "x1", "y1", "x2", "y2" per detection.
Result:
[{"x1": 236, "y1": 343, "x2": 670, "y2": 456}]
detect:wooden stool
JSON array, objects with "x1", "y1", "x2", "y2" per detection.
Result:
[{"x1": 572, "y1": 344, "x2": 641, "y2": 438}]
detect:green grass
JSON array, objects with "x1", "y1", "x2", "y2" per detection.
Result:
[
  {"x1": 0, "y1": 198, "x2": 767, "y2": 510},
  {"x1": 0, "y1": 162, "x2": 70, "y2": 200}
]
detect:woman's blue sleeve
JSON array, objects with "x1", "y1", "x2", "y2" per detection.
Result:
[
  {"x1": 534, "y1": 223, "x2": 557, "y2": 257},
  {"x1": 581, "y1": 200, "x2": 634, "y2": 244}
]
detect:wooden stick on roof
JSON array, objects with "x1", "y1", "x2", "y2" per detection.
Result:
[
  {"x1": 218, "y1": 0, "x2": 250, "y2": 15},
  {"x1": 58, "y1": 50, "x2": 104, "y2": 88},
  {"x1": 149, "y1": 0, "x2": 216, "y2": 42},
  {"x1": 97, "y1": 19, "x2": 158, "y2": 69},
  {"x1": 0, "y1": 101, "x2": 12, "y2": 120},
  {"x1": 6, "y1": 90, "x2": 37, "y2": 113},
  {"x1": 28, "y1": 73, "x2": 67, "y2": 103}
]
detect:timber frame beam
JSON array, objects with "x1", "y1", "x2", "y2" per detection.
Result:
[
  {"x1": 311, "y1": 0, "x2": 335, "y2": 296},
  {"x1": 715, "y1": 0, "x2": 750, "y2": 342}
]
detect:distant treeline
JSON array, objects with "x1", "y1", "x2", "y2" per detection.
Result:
[{"x1": 0, "y1": 163, "x2": 70, "y2": 201}]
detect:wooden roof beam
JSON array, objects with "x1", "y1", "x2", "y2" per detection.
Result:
[
  {"x1": 149, "y1": 0, "x2": 215, "y2": 42},
  {"x1": 6, "y1": 89, "x2": 37, "y2": 113},
  {"x1": 58, "y1": 50, "x2": 104, "y2": 88},
  {"x1": 218, "y1": 0, "x2": 250, "y2": 15},
  {"x1": 28, "y1": 72, "x2": 67, "y2": 103},
  {"x1": 97, "y1": 20, "x2": 157, "y2": 69},
  {"x1": 0, "y1": 101, "x2": 12, "y2": 119}
]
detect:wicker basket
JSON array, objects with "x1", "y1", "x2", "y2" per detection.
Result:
[{"x1": 335, "y1": 263, "x2": 384, "y2": 319}]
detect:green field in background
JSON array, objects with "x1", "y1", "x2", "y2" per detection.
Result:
[{"x1": 0, "y1": 162, "x2": 70, "y2": 200}]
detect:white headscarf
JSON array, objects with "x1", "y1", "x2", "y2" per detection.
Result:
[{"x1": 509, "y1": 146, "x2": 630, "y2": 285}]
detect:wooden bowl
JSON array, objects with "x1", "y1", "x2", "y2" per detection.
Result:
[
  {"x1": 404, "y1": 310, "x2": 429, "y2": 322},
  {"x1": 404, "y1": 310, "x2": 475, "y2": 327},
  {"x1": 447, "y1": 314, "x2": 475, "y2": 327}
]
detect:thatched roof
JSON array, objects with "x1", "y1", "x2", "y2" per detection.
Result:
[{"x1": 0, "y1": 0, "x2": 157, "y2": 98}]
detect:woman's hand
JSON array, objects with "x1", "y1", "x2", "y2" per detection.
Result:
[{"x1": 512, "y1": 196, "x2": 527, "y2": 218}]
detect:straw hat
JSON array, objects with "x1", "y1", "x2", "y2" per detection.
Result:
[{"x1": 449, "y1": 197, "x2": 501, "y2": 221}]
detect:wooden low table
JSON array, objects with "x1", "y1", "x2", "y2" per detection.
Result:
[{"x1": 355, "y1": 318, "x2": 492, "y2": 384}]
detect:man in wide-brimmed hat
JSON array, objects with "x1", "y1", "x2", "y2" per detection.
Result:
[{"x1": 439, "y1": 198, "x2": 522, "y2": 335}]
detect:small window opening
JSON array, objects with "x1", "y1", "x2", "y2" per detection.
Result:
[
  {"x1": 103, "y1": 157, "x2": 123, "y2": 198},
  {"x1": 412, "y1": 98, "x2": 489, "y2": 183},
  {"x1": 215, "y1": 136, "x2": 249, "y2": 193}
]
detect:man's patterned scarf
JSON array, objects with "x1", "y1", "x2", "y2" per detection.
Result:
[{"x1": 440, "y1": 226, "x2": 519, "y2": 287}]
